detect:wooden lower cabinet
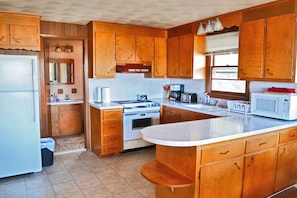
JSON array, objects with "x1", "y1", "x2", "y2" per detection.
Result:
[
  {"x1": 48, "y1": 104, "x2": 83, "y2": 137},
  {"x1": 142, "y1": 127, "x2": 297, "y2": 198},
  {"x1": 200, "y1": 157, "x2": 244, "y2": 198},
  {"x1": 275, "y1": 127, "x2": 297, "y2": 191},
  {"x1": 90, "y1": 107, "x2": 123, "y2": 157},
  {"x1": 161, "y1": 105, "x2": 217, "y2": 124}
]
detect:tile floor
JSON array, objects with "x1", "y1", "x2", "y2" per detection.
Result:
[{"x1": 0, "y1": 148, "x2": 156, "y2": 198}]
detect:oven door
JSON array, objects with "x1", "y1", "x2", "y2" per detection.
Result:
[{"x1": 123, "y1": 111, "x2": 160, "y2": 141}]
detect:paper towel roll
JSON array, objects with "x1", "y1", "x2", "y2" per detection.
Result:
[{"x1": 101, "y1": 87, "x2": 111, "y2": 103}]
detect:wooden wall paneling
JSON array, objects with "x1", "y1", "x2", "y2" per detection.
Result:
[{"x1": 40, "y1": 21, "x2": 88, "y2": 37}]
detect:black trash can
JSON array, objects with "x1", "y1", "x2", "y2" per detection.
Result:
[{"x1": 40, "y1": 138, "x2": 55, "y2": 167}]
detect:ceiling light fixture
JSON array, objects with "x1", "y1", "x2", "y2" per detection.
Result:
[{"x1": 197, "y1": 17, "x2": 224, "y2": 35}]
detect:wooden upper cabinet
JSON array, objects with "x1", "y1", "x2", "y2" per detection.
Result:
[
  {"x1": 153, "y1": 37, "x2": 167, "y2": 78},
  {"x1": 167, "y1": 33, "x2": 205, "y2": 79},
  {"x1": 94, "y1": 32, "x2": 116, "y2": 78},
  {"x1": 0, "y1": 12, "x2": 40, "y2": 51},
  {"x1": 167, "y1": 36, "x2": 179, "y2": 78},
  {"x1": 265, "y1": 13, "x2": 295, "y2": 80},
  {"x1": 0, "y1": 23, "x2": 9, "y2": 46},
  {"x1": 239, "y1": 13, "x2": 296, "y2": 82},
  {"x1": 239, "y1": 19, "x2": 265, "y2": 79},
  {"x1": 116, "y1": 34, "x2": 153, "y2": 63},
  {"x1": 136, "y1": 36, "x2": 153, "y2": 62},
  {"x1": 115, "y1": 34, "x2": 135, "y2": 62}
]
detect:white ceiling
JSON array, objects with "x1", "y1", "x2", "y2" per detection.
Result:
[{"x1": 0, "y1": 0, "x2": 276, "y2": 29}]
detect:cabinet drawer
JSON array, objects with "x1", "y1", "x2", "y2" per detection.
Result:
[
  {"x1": 59, "y1": 104, "x2": 81, "y2": 111},
  {"x1": 280, "y1": 127, "x2": 297, "y2": 144},
  {"x1": 201, "y1": 141, "x2": 245, "y2": 165},
  {"x1": 103, "y1": 120, "x2": 122, "y2": 136},
  {"x1": 103, "y1": 109, "x2": 122, "y2": 119},
  {"x1": 103, "y1": 135, "x2": 122, "y2": 144},
  {"x1": 246, "y1": 134, "x2": 277, "y2": 153},
  {"x1": 102, "y1": 143, "x2": 122, "y2": 154}
]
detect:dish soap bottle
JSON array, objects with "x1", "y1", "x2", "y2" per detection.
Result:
[{"x1": 204, "y1": 93, "x2": 210, "y2": 105}]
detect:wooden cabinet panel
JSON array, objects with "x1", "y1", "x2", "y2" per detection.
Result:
[
  {"x1": 49, "y1": 104, "x2": 83, "y2": 137},
  {"x1": 265, "y1": 13, "x2": 295, "y2": 80},
  {"x1": 239, "y1": 13, "x2": 295, "y2": 82},
  {"x1": 94, "y1": 32, "x2": 116, "y2": 78},
  {"x1": 90, "y1": 107, "x2": 123, "y2": 157},
  {"x1": 0, "y1": 12, "x2": 40, "y2": 51},
  {"x1": 200, "y1": 157, "x2": 244, "y2": 198},
  {"x1": 136, "y1": 36, "x2": 153, "y2": 62},
  {"x1": 245, "y1": 134, "x2": 277, "y2": 153},
  {"x1": 153, "y1": 37, "x2": 167, "y2": 78},
  {"x1": 242, "y1": 148, "x2": 277, "y2": 198},
  {"x1": 167, "y1": 36, "x2": 179, "y2": 78},
  {"x1": 239, "y1": 19, "x2": 264, "y2": 79},
  {"x1": 0, "y1": 23, "x2": 8, "y2": 46},
  {"x1": 115, "y1": 34, "x2": 135, "y2": 62},
  {"x1": 279, "y1": 126, "x2": 297, "y2": 144},
  {"x1": 275, "y1": 142, "x2": 297, "y2": 191},
  {"x1": 178, "y1": 34, "x2": 193, "y2": 78},
  {"x1": 201, "y1": 141, "x2": 245, "y2": 165}
]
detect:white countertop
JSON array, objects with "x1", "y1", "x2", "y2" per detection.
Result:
[
  {"x1": 48, "y1": 99, "x2": 84, "y2": 105},
  {"x1": 89, "y1": 102, "x2": 123, "y2": 110},
  {"x1": 141, "y1": 100, "x2": 297, "y2": 147}
]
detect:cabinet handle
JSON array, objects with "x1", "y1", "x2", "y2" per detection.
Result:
[
  {"x1": 219, "y1": 150, "x2": 229, "y2": 155},
  {"x1": 265, "y1": 68, "x2": 274, "y2": 76},
  {"x1": 240, "y1": 69, "x2": 247, "y2": 75},
  {"x1": 128, "y1": 54, "x2": 133, "y2": 59},
  {"x1": 259, "y1": 142, "x2": 267, "y2": 146},
  {"x1": 12, "y1": 37, "x2": 20, "y2": 43},
  {"x1": 0, "y1": 36, "x2": 4, "y2": 41},
  {"x1": 234, "y1": 162, "x2": 241, "y2": 170},
  {"x1": 289, "y1": 134, "x2": 296, "y2": 138},
  {"x1": 247, "y1": 157, "x2": 254, "y2": 168},
  {"x1": 280, "y1": 148, "x2": 286, "y2": 157}
]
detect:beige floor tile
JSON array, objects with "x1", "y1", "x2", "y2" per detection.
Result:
[
  {"x1": 82, "y1": 185, "x2": 113, "y2": 198},
  {"x1": 26, "y1": 186, "x2": 55, "y2": 198}
]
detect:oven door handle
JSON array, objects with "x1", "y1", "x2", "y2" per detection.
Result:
[{"x1": 124, "y1": 111, "x2": 160, "y2": 116}]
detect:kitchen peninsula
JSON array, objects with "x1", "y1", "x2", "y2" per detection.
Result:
[{"x1": 141, "y1": 102, "x2": 297, "y2": 198}]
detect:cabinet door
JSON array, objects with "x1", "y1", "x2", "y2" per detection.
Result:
[
  {"x1": 275, "y1": 141, "x2": 297, "y2": 191},
  {"x1": 115, "y1": 34, "x2": 135, "y2": 62},
  {"x1": 0, "y1": 23, "x2": 9, "y2": 46},
  {"x1": 10, "y1": 24, "x2": 39, "y2": 48},
  {"x1": 265, "y1": 13, "x2": 295, "y2": 80},
  {"x1": 153, "y1": 37, "x2": 167, "y2": 78},
  {"x1": 167, "y1": 36, "x2": 179, "y2": 78},
  {"x1": 179, "y1": 34, "x2": 193, "y2": 78},
  {"x1": 242, "y1": 149, "x2": 277, "y2": 198},
  {"x1": 199, "y1": 157, "x2": 244, "y2": 198},
  {"x1": 94, "y1": 32, "x2": 116, "y2": 78},
  {"x1": 238, "y1": 19, "x2": 265, "y2": 79},
  {"x1": 135, "y1": 35, "x2": 153, "y2": 62},
  {"x1": 180, "y1": 109, "x2": 216, "y2": 122},
  {"x1": 161, "y1": 106, "x2": 181, "y2": 124},
  {"x1": 59, "y1": 105, "x2": 82, "y2": 136}
]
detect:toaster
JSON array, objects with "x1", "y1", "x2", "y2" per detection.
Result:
[{"x1": 181, "y1": 93, "x2": 198, "y2": 103}]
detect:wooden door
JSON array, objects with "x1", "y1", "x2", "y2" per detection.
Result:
[
  {"x1": 153, "y1": 37, "x2": 167, "y2": 78},
  {"x1": 161, "y1": 106, "x2": 181, "y2": 124},
  {"x1": 135, "y1": 35, "x2": 153, "y2": 62},
  {"x1": 238, "y1": 19, "x2": 265, "y2": 79},
  {"x1": 199, "y1": 157, "x2": 244, "y2": 198},
  {"x1": 275, "y1": 142, "x2": 297, "y2": 191},
  {"x1": 10, "y1": 24, "x2": 39, "y2": 48},
  {"x1": 0, "y1": 23, "x2": 8, "y2": 46},
  {"x1": 167, "y1": 36, "x2": 179, "y2": 78},
  {"x1": 179, "y1": 34, "x2": 193, "y2": 78},
  {"x1": 95, "y1": 32, "x2": 116, "y2": 78},
  {"x1": 242, "y1": 149, "x2": 277, "y2": 198},
  {"x1": 265, "y1": 13, "x2": 295, "y2": 81},
  {"x1": 115, "y1": 34, "x2": 135, "y2": 62},
  {"x1": 59, "y1": 104, "x2": 82, "y2": 136}
]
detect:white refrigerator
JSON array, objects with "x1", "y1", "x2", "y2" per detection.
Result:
[{"x1": 0, "y1": 54, "x2": 42, "y2": 178}]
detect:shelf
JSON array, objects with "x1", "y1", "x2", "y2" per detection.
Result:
[{"x1": 141, "y1": 160, "x2": 194, "y2": 192}]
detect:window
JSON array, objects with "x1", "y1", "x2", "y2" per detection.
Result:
[{"x1": 206, "y1": 52, "x2": 248, "y2": 100}]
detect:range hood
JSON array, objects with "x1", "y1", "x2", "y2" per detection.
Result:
[{"x1": 116, "y1": 63, "x2": 152, "y2": 73}]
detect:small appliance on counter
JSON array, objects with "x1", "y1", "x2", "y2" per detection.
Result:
[
  {"x1": 227, "y1": 100, "x2": 251, "y2": 114},
  {"x1": 137, "y1": 94, "x2": 148, "y2": 101},
  {"x1": 169, "y1": 84, "x2": 184, "y2": 101},
  {"x1": 181, "y1": 92, "x2": 198, "y2": 103},
  {"x1": 95, "y1": 86, "x2": 111, "y2": 103},
  {"x1": 251, "y1": 92, "x2": 297, "y2": 120}
]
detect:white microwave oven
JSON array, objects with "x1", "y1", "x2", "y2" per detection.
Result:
[{"x1": 251, "y1": 92, "x2": 297, "y2": 120}]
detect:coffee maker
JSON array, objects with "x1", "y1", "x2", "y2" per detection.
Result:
[{"x1": 169, "y1": 84, "x2": 184, "y2": 101}]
